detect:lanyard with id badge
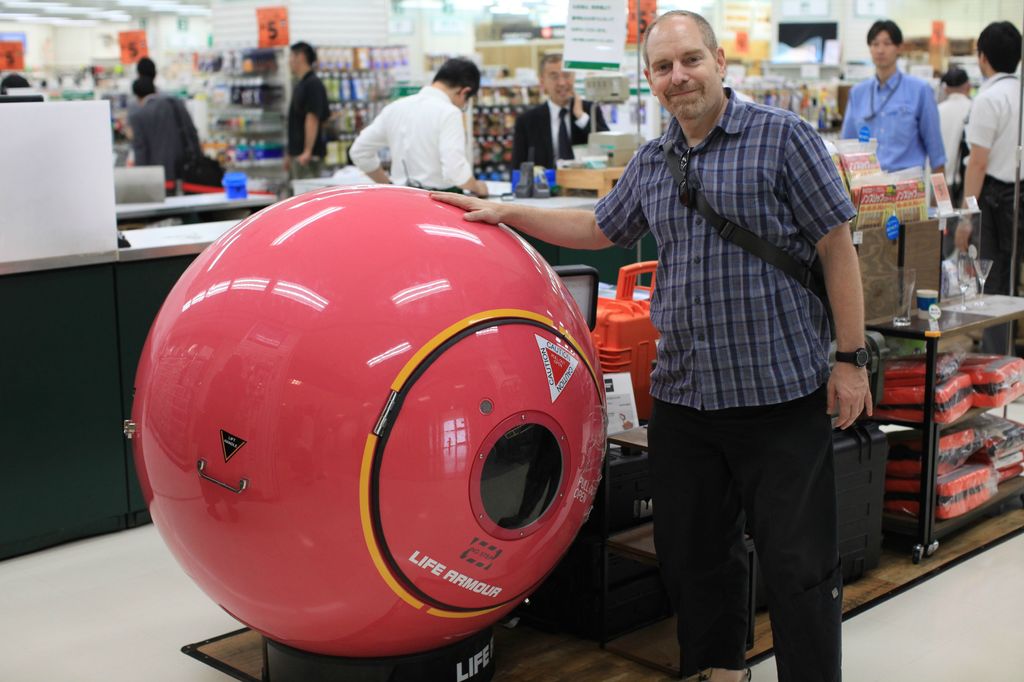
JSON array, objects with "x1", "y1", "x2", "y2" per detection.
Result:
[{"x1": 859, "y1": 73, "x2": 903, "y2": 142}]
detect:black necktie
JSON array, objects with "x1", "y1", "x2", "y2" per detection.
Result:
[{"x1": 557, "y1": 108, "x2": 573, "y2": 160}]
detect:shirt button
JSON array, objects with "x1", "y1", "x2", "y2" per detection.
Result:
[
  {"x1": 693, "y1": 256, "x2": 702, "y2": 264},
  {"x1": 694, "y1": 296, "x2": 702, "y2": 304},
  {"x1": 697, "y1": 333, "x2": 706, "y2": 342}
]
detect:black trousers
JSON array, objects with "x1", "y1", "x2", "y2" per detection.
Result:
[
  {"x1": 978, "y1": 176, "x2": 1023, "y2": 353},
  {"x1": 648, "y1": 385, "x2": 841, "y2": 681}
]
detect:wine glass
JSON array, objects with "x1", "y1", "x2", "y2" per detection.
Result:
[
  {"x1": 956, "y1": 252, "x2": 974, "y2": 311},
  {"x1": 973, "y1": 258, "x2": 994, "y2": 307}
]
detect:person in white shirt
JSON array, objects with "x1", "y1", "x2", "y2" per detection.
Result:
[
  {"x1": 937, "y1": 67, "x2": 972, "y2": 194},
  {"x1": 955, "y1": 21, "x2": 1023, "y2": 353},
  {"x1": 350, "y1": 58, "x2": 488, "y2": 197}
]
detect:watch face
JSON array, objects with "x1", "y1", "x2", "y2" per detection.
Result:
[{"x1": 855, "y1": 348, "x2": 870, "y2": 367}]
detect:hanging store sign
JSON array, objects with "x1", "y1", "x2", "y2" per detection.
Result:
[
  {"x1": 118, "y1": 31, "x2": 149, "y2": 65},
  {"x1": 256, "y1": 6, "x2": 290, "y2": 48},
  {"x1": 931, "y1": 21, "x2": 947, "y2": 47},
  {"x1": 564, "y1": 0, "x2": 627, "y2": 72},
  {"x1": 0, "y1": 41, "x2": 24, "y2": 71},
  {"x1": 626, "y1": 0, "x2": 656, "y2": 46}
]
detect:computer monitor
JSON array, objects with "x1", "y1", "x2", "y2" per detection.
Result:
[
  {"x1": 553, "y1": 264, "x2": 599, "y2": 331},
  {"x1": 775, "y1": 22, "x2": 839, "y2": 64}
]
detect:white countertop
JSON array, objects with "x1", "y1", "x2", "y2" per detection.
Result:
[
  {"x1": 117, "y1": 221, "x2": 240, "y2": 262},
  {"x1": 7, "y1": 188, "x2": 600, "y2": 275},
  {"x1": 291, "y1": 178, "x2": 599, "y2": 211},
  {"x1": 116, "y1": 193, "x2": 276, "y2": 220}
]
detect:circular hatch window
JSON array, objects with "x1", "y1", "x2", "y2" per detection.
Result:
[{"x1": 478, "y1": 420, "x2": 563, "y2": 534}]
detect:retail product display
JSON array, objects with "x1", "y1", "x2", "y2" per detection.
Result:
[
  {"x1": 885, "y1": 464, "x2": 997, "y2": 520},
  {"x1": 473, "y1": 83, "x2": 542, "y2": 181},
  {"x1": 884, "y1": 352, "x2": 963, "y2": 386},
  {"x1": 887, "y1": 427, "x2": 978, "y2": 478},
  {"x1": 317, "y1": 45, "x2": 409, "y2": 168},
  {"x1": 129, "y1": 186, "x2": 604, "y2": 663},
  {"x1": 883, "y1": 393, "x2": 1024, "y2": 524},
  {"x1": 967, "y1": 413, "x2": 1024, "y2": 460},
  {"x1": 874, "y1": 312, "x2": 1024, "y2": 556},
  {"x1": 592, "y1": 262, "x2": 659, "y2": 421},
  {"x1": 198, "y1": 47, "x2": 288, "y2": 193},
  {"x1": 875, "y1": 371, "x2": 974, "y2": 424},
  {"x1": 737, "y1": 80, "x2": 842, "y2": 131},
  {"x1": 836, "y1": 140, "x2": 928, "y2": 229},
  {"x1": 959, "y1": 354, "x2": 1024, "y2": 407}
]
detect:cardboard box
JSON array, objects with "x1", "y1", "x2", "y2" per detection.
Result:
[{"x1": 857, "y1": 219, "x2": 942, "y2": 324}]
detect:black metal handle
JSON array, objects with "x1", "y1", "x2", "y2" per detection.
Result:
[{"x1": 197, "y1": 459, "x2": 248, "y2": 494}]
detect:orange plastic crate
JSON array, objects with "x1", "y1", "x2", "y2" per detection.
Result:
[{"x1": 591, "y1": 261, "x2": 659, "y2": 420}]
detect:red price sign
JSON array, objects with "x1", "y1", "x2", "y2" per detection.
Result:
[
  {"x1": 627, "y1": 0, "x2": 657, "y2": 46},
  {"x1": 0, "y1": 41, "x2": 24, "y2": 71},
  {"x1": 119, "y1": 30, "x2": 149, "y2": 64},
  {"x1": 931, "y1": 20, "x2": 947, "y2": 47},
  {"x1": 257, "y1": 6, "x2": 290, "y2": 48}
]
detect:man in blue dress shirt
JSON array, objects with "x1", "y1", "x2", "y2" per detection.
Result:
[
  {"x1": 842, "y1": 20, "x2": 946, "y2": 175},
  {"x1": 434, "y1": 11, "x2": 869, "y2": 682}
]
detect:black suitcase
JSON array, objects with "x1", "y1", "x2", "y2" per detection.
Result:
[
  {"x1": 581, "y1": 445, "x2": 654, "y2": 537},
  {"x1": 833, "y1": 422, "x2": 888, "y2": 581}
]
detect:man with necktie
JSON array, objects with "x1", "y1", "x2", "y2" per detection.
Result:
[{"x1": 512, "y1": 53, "x2": 609, "y2": 170}]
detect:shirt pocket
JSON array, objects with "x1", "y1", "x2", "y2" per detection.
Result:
[
  {"x1": 882, "y1": 103, "x2": 918, "y2": 129},
  {"x1": 707, "y1": 180, "x2": 774, "y2": 229}
]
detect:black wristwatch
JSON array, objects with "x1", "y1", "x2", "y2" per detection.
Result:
[{"x1": 835, "y1": 347, "x2": 870, "y2": 368}]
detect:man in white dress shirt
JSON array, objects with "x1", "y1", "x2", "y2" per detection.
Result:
[
  {"x1": 937, "y1": 67, "x2": 972, "y2": 198},
  {"x1": 955, "y1": 22, "x2": 1023, "y2": 352},
  {"x1": 350, "y1": 57, "x2": 488, "y2": 197}
]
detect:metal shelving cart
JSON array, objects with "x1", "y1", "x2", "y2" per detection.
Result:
[{"x1": 868, "y1": 294, "x2": 1024, "y2": 563}]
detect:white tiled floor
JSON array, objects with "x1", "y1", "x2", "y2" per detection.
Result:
[
  {"x1": 749, "y1": 533, "x2": 1024, "y2": 681},
  {"x1": 0, "y1": 522, "x2": 1021, "y2": 681}
]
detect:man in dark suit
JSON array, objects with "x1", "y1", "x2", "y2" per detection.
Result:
[{"x1": 512, "y1": 53, "x2": 609, "y2": 169}]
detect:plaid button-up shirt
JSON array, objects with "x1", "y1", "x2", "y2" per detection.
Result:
[{"x1": 596, "y1": 90, "x2": 856, "y2": 410}]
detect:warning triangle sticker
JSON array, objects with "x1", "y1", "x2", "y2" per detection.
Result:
[
  {"x1": 221, "y1": 430, "x2": 247, "y2": 463},
  {"x1": 535, "y1": 335, "x2": 579, "y2": 403}
]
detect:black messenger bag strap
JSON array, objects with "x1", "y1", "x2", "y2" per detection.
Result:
[{"x1": 661, "y1": 140, "x2": 835, "y2": 339}]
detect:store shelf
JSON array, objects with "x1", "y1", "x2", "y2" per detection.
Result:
[
  {"x1": 603, "y1": 617, "x2": 680, "y2": 677},
  {"x1": 884, "y1": 476, "x2": 1024, "y2": 538},
  {"x1": 869, "y1": 406, "x2": 991, "y2": 432},
  {"x1": 606, "y1": 426, "x2": 648, "y2": 452},
  {"x1": 871, "y1": 297, "x2": 1024, "y2": 340},
  {"x1": 606, "y1": 522, "x2": 658, "y2": 566},
  {"x1": 210, "y1": 125, "x2": 283, "y2": 135},
  {"x1": 870, "y1": 296, "x2": 1024, "y2": 560}
]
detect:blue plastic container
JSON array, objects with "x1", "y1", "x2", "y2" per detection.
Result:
[
  {"x1": 222, "y1": 172, "x2": 248, "y2": 199},
  {"x1": 511, "y1": 168, "x2": 556, "y2": 191}
]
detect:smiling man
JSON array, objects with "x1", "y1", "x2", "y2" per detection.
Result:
[
  {"x1": 432, "y1": 16, "x2": 868, "y2": 679},
  {"x1": 841, "y1": 20, "x2": 946, "y2": 175},
  {"x1": 511, "y1": 53, "x2": 608, "y2": 169}
]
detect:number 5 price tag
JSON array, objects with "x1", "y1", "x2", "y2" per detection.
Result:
[
  {"x1": 257, "y1": 6, "x2": 289, "y2": 48},
  {"x1": 0, "y1": 41, "x2": 25, "y2": 71},
  {"x1": 118, "y1": 31, "x2": 149, "y2": 64}
]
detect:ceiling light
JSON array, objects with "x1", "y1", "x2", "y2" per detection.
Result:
[
  {"x1": 89, "y1": 10, "x2": 132, "y2": 20},
  {"x1": 5, "y1": 1, "x2": 69, "y2": 9},
  {"x1": 43, "y1": 6, "x2": 95, "y2": 14}
]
